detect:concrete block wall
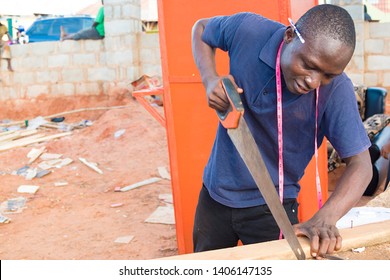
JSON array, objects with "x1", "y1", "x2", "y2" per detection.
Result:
[
  {"x1": 364, "y1": 22, "x2": 390, "y2": 90},
  {"x1": 332, "y1": 0, "x2": 390, "y2": 93},
  {"x1": 0, "y1": 0, "x2": 162, "y2": 100},
  {"x1": 2, "y1": 0, "x2": 388, "y2": 101}
]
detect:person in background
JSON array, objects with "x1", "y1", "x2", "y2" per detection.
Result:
[
  {"x1": 60, "y1": 0, "x2": 105, "y2": 41},
  {"x1": 364, "y1": 4, "x2": 372, "y2": 22},
  {"x1": 191, "y1": 4, "x2": 372, "y2": 259},
  {"x1": 14, "y1": 25, "x2": 28, "y2": 44},
  {"x1": 0, "y1": 21, "x2": 14, "y2": 72}
]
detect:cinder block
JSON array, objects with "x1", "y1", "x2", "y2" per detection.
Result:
[
  {"x1": 367, "y1": 56, "x2": 390, "y2": 71},
  {"x1": 48, "y1": 55, "x2": 70, "y2": 68},
  {"x1": 383, "y1": 73, "x2": 390, "y2": 87},
  {"x1": 369, "y1": 22, "x2": 390, "y2": 38},
  {"x1": 364, "y1": 73, "x2": 378, "y2": 86},
  {"x1": 36, "y1": 71, "x2": 59, "y2": 83},
  {"x1": 365, "y1": 39, "x2": 385, "y2": 54},
  {"x1": 27, "y1": 85, "x2": 49, "y2": 98},
  {"x1": 62, "y1": 69, "x2": 85, "y2": 82},
  {"x1": 73, "y1": 54, "x2": 97, "y2": 66}
]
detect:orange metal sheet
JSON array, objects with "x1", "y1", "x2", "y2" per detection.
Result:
[{"x1": 157, "y1": 0, "x2": 321, "y2": 254}]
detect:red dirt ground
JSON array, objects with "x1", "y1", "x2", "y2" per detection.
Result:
[
  {"x1": 0, "y1": 91, "x2": 389, "y2": 260},
  {"x1": 0, "y1": 92, "x2": 177, "y2": 260}
]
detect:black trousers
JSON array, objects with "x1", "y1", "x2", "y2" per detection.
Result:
[{"x1": 193, "y1": 185, "x2": 299, "y2": 252}]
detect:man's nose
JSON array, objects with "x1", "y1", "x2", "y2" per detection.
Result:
[{"x1": 304, "y1": 73, "x2": 322, "y2": 89}]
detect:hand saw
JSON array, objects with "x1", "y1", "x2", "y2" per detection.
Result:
[{"x1": 217, "y1": 78, "x2": 306, "y2": 260}]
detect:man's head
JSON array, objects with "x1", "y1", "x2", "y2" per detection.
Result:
[{"x1": 280, "y1": 4, "x2": 356, "y2": 94}]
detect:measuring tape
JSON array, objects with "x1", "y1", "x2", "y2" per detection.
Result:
[{"x1": 275, "y1": 41, "x2": 322, "y2": 238}]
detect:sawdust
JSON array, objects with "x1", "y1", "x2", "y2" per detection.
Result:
[{"x1": 366, "y1": 188, "x2": 390, "y2": 207}]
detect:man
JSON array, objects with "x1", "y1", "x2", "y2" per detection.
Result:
[
  {"x1": 0, "y1": 21, "x2": 13, "y2": 71},
  {"x1": 61, "y1": 1, "x2": 105, "y2": 41},
  {"x1": 191, "y1": 4, "x2": 372, "y2": 259}
]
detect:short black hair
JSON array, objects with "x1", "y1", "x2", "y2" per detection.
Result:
[{"x1": 296, "y1": 4, "x2": 356, "y2": 50}]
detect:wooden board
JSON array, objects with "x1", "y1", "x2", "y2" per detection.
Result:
[{"x1": 159, "y1": 220, "x2": 390, "y2": 260}]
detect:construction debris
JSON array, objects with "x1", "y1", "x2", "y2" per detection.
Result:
[
  {"x1": 145, "y1": 205, "x2": 175, "y2": 225},
  {"x1": 110, "y1": 203, "x2": 124, "y2": 208},
  {"x1": 79, "y1": 157, "x2": 103, "y2": 174},
  {"x1": 119, "y1": 177, "x2": 161, "y2": 192},
  {"x1": 159, "y1": 193, "x2": 173, "y2": 204},
  {"x1": 0, "y1": 197, "x2": 27, "y2": 214},
  {"x1": 35, "y1": 169, "x2": 52, "y2": 178},
  {"x1": 114, "y1": 235, "x2": 134, "y2": 244},
  {"x1": 0, "y1": 214, "x2": 10, "y2": 223},
  {"x1": 114, "y1": 129, "x2": 126, "y2": 138},
  {"x1": 0, "y1": 131, "x2": 72, "y2": 152},
  {"x1": 17, "y1": 185, "x2": 40, "y2": 194},
  {"x1": 54, "y1": 181, "x2": 69, "y2": 187},
  {"x1": 27, "y1": 146, "x2": 46, "y2": 164},
  {"x1": 158, "y1": 166, "x2": 171, "y2": 180},
  {"x1": 145, "y1": 193, "x2": 175, "y2": 225},
  {"x1": 40, "y1": 153, "x2": 63, "y2": 160}
]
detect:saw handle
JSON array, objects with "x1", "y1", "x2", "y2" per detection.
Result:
[{"x1": 217, "y1": 78, "x2": 244, "y2": 129}]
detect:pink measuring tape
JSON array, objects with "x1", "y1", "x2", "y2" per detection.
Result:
[{"x1": 275, "y1": 41, "x2": 322, "y2": 238}]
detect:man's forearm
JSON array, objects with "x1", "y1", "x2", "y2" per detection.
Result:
[
  {"x1": 314, "y1": 149, "x2": 372, "y2": 224},
  {"x1": 191, "y1": 19, "x2": 218, "y2": 87}
]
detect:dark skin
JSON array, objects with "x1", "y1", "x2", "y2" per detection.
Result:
[{"x1": 192, "y1": 18, "x2": 372, "y2": 259}]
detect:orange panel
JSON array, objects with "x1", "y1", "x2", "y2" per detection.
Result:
[
  {"x1": 290, "y1": 0, "x2": 318, "y2": 20},
  {"x1": 297, "y1": 141, "x2": 329, "y2": 222},
  {"x1": 157, "y1": 0, "x2": 321, "y2": 254}
]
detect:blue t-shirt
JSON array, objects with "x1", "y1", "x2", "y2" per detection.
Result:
[{"x1": 201, "y1": 12, "x2": 371, "y2": 208}]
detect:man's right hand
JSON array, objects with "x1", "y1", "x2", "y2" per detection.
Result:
[{"x1": 205, "y1": 76, "x2": 243, "y2": 113}]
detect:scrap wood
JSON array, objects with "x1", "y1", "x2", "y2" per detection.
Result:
[
  {"x1": 2, "y1": 105, "x2": 132, "y2": 127},
  {"x1": 17, "y1": 185, "x2": 40, "y2": 194},
  {"x1": 40, "y1": 153, "x2": 63, "y2": 160},
  {"x1": 0, "y1": 130, "x2": 14, "y2": 137},
  {"x1": 0, "y1": 129, "x2": 39, "y2": 143},
  {"x1": 158, "y1": 166, "x2": 171, "y2": 180},
  {"x1": 0, "y1": 214, "x2": 10, "y2": 223},
  {"x1": 54, "y1": 181, "x2": 68, "y2": 187},
  {"x1": 0, "y1": 133, "x2": 47, "y2": 149},
  {"x1": 114, "y1": 235, "x2": 134, "y2": 244},
  {"x1": 159, "y1": 193, "x2": 173, "y2": 204},
  {"x1": 0, "y1": 132, "x2": 72, "y2": 152},
  {"x1": 119, "y1": 177, "x2": 162, "y2": 192},
  {"x1": 38, "y1": 158, "x2": 73, "y2": 170},
  {"x1": 145, "y1": 205, "x2": 175, "y2": 225},
  {"x1": 79, "y1": 157, "x2": 103, "y2": 174},
  {"x1": 27, "y1": 146, "x2": 46, "y2": 164},
  {"x1": 160, "y1": 220, "x2": 390, "y2": 260}
]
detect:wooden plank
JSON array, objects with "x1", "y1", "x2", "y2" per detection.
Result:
[
  {"x1": 159, "y1": 220, "x2": 390, "y2": 260},
  {"x1": 0, "y1": 133, "x2": 47, "y2": 150},
  {"x1": 0, "y1": 132, "x2": 72, "y2": 152},
  {"x1": 79, "y1": 157, "x2": 104, "y2": 174},
  {"x1": 2, "y1": 105, "x2": 132, "y2": 127},
  {"x1": 0, "y1": 129, "x2": 38, "y2": 143}
]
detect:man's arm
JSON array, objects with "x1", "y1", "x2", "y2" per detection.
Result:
[
  {"x1": 191, "y1": 19, "x2": 241, "y2": 112},
  {"x1": 93, "y1": 7, "x2": 104, "y2": 28},
  {"x1": 294, "y1": 149, "x2": 372, "y2": 258}
]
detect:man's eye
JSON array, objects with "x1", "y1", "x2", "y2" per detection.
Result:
[{"x1": 303, "y1": 61, "x2": 315, "y2": 70}]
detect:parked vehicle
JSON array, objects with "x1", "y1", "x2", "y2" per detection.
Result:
[{"x1": 26, "y1": 15, "x2": 94, "y2": 43}]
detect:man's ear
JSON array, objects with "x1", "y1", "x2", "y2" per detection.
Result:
[{"x1": 284, "y1": 26, "x2": 294, "y2": 44}]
